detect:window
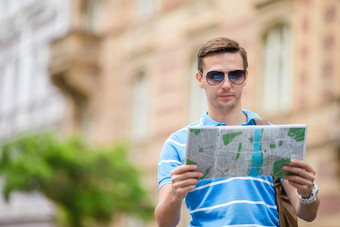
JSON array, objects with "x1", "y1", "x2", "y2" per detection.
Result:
[
  {"x1": 0, "y1": 62, "x2": 16, "y2": 140},
  {"x1": 0, "y1": 0, "x2": 67, "y2": 142},
  {"x1": 262, "y1": 24, "x2": 293, "y2": 114},
  {"x1": 131, "y1": 72, "x2": 149, "y2": 141},
  {"x1": 81, "y1": 0, "x2": 100, "y2": 32},
  {"x1": 137, "y1": 0, "x2": 154, "y2": 19},
  {"x1": 188, "y1": 58, "x2": 207, "y2": 122},
  {"x1": 0, "y1": 62, "x2": 16, "y2": 114}
]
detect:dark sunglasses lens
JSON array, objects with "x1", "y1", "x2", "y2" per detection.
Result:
[
  {"x1": 206, "y1": 71, "x2": 225, "y2": 85},
  {"x1": 228, "y1": 70, "x2": 245, "y2": 84}
]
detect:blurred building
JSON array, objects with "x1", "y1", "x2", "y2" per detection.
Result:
[
  {"x1": 49, "y1": 0, "x2": 340, "y2": 226},
  {"x1": 48, "y1": 0, "x2": 340, "y2": 226},
  {"x1": 0, "y1": 0, "x2": 69, "y2": 226},
  {"x1": 0, "y1": 0, "x2": 338, "y2": 226}
]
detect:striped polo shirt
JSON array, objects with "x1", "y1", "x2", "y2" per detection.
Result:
[{"x1": 158, "y1": 110, "x2": 279, "y2": 227}]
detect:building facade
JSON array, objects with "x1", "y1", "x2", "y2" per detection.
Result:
[
  {"x1": 47, "y1": 0, "x2": 339, "y2": 226},
  {"x1": 0, "y1": 0, "x2": 69, "y2": 226}
]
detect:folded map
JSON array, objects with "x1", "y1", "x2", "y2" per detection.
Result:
[{"x1": 185, "y1": 124, "x2": 307, "y2": 179}]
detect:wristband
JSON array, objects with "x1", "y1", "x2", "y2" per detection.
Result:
[{"x1": 296, "y1": 183, "x2": 319, "y2": 205}]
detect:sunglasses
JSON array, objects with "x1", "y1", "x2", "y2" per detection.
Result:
[{"x1": 199, "y1": 69, "x2": 246, "y2": 86}]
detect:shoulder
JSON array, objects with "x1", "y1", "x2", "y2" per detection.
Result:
[
  {"x1": 242, "y1": 109, "x2": 263, "y2": 125},
  {"x1": 242, "y1": 109, "x2": 261, "y2": 120},
  {"x1": 167, "y1": 119, "x2": 203, "y2": 141}
]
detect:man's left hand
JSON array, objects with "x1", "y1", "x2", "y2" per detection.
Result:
[{"x1": 283, "y1": 159, "x2": 316, "y2": 198}]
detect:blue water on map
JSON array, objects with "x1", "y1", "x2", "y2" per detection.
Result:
[{"x1": 248, "y1": 128, "x2": 264, "y2": 176}]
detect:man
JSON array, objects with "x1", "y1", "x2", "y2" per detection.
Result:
[{"x1": 155, "y1": 37, "x2": 320, "y2": 226}]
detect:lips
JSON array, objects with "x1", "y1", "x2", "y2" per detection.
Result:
[{"x1": 218, "y1": 94, "x2": 234, "y2": 99}]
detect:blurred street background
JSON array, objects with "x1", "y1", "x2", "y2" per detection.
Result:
[{"x1": 0, "y1": 0, "x2": 339, "y2": 226}]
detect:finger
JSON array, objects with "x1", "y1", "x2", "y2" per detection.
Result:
[
  {"x1": 286, "y1": 179, "x2": 312, "y2": 192},
  {"x1": 171, "y1": 164, "x2": 198, "y2": 175},
  {"x1": 285, "y1": 177, "x2": 314, "y2": 197},
  {"x1": 171, "y1": 170, "x2": 204, "y2": 183},
  {"x1": 172, "y1": 178, "x2": 201, "y2": 189},
  {"x1": 173, "y1": 184, "x2": 197, "y2": 198},
  {"x1": 284, "y1": 171, "x2": 314, "y2": 195},
  {"x1": 172, "y1": 178, "x2": 200, "y2": 199},
  {"x1": 284, "y1": 174, "x2": 314, "y2": 187},
  {"x1": 289, "y1": 159, "x2": 316, "y2": 174},
  {"x1": 283, "y1": 165, "x2": 315, "y2": 182}
]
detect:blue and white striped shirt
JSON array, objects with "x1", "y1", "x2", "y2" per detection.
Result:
[{"x1": 158, "y1": 110, "x2": 279, "y2": 227}]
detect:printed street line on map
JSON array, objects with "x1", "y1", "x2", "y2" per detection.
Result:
[{"x1": 185, "y1": 125, "x2": 307, "y2": 179}]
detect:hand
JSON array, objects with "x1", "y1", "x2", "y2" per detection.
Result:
[
  {"x1": 283, "y1": 159, "x2": 316, "y2": 198},
  {"x1": 170, "y1": 164, "x2": 203, "y2": 200}
]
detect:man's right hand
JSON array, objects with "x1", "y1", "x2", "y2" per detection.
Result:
[
  {"x1": 170, "y1": 164, "x2": 204, "y2": 200},
  {"x1": 155, "y1": 164, "x2": 203, "y2": 227}
]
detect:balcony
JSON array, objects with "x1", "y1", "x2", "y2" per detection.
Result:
[{"x1": 49, "y1": 30, "x2": 101, "y2": 97}]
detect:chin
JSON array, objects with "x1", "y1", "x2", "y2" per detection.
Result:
[{"x1": 216, "y1": 105, "x2": 236, "y2": 111}]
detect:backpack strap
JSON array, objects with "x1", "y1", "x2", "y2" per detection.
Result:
[
  {"x1": 273, "y1": 177, "x2": 287, "y2": 227},
  {"x1": 253, "y1": 118, "x2": 270, "y2": 125}
]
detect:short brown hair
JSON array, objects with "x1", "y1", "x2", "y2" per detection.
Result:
[{"x1": 197, "y1": 37, "x2": 248, "y2": 72}]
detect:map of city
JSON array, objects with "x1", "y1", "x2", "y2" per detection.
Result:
[{"x1": 185, "y1": 125, "x2": 307, "y2": 179}]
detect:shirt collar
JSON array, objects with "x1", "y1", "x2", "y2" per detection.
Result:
[{"x1": 200, "y1": 109, "x2": 260, "y2": 126}]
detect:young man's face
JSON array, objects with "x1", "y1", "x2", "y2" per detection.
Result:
[{"x1": 196, "y1": 52, "x2": 247, "y2": 113}]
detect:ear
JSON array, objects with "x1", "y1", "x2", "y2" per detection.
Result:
[{"x1": 196, "y1": 72, "x2": 204, "y2": 89}]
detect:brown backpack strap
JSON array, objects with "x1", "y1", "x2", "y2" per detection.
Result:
[
  {"x1": 274, "y1": 177, "x2": 287, "y2": 227},
  {"x1": 253, "y1": 118, "x2": 270, "y2": 125}
]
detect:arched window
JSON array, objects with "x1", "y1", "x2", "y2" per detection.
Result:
[
  {"x1": 130, "y1": 72, "x2": 149, "y2": 141},
  {"x1": 262, "y1": 24, "x2": 293, "y2": 114}
]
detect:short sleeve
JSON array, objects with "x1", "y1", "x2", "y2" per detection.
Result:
[{"x1": 158, "y1": 133, "x2": 186, "y2": 189}]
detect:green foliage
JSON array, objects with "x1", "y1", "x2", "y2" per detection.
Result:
[{"x1": 0, "y1": 134, "x2": 154, "y2": 227}]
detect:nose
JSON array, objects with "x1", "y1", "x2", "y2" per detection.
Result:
[{"x1": 220, "y1": 75, "x2": 232, "y2": 89}]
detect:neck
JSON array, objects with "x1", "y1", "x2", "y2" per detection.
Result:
[{"x1": 208, "y1": 106, "x2": 247, "y2": 125}]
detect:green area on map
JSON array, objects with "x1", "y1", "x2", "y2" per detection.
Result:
[
  {"x1": 222, "y1": 132, "x2": 242, "y2": 145},
  {"x1": 288, "y1": 128, "x2": 305, "y2": 142},
  {"x1": 272, "y1": 157, "x2": 294, "y2": 178},
  {"x1": 190, "y1": 129, "x2": 201, "y2": 135},
  {"x1": 235, "y1": 143, "x2": 242, "y2": 160},
  {"x1": 201, "y1": 166, "x2": 212, "y2": 179},
  {"x1": 186, "y1": 159, "x2": 197, "y2": 165}
]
